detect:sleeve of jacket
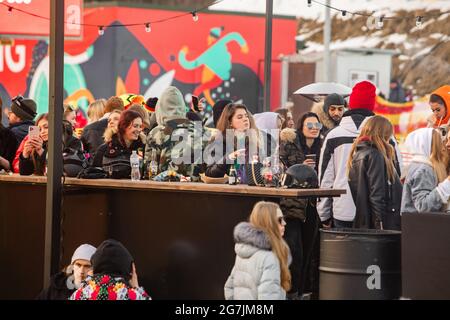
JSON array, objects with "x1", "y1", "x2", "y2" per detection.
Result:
[
  {"x1": 4, "y1": 131, "x2": 18, "y2": 167},
  {"x1": 257, "y1": 254, "x2": 284, "y2": 300},
  {"x1": 92, "y1": 144, "x2": 107, "y2": 168},
  {"x1": 390, "y1": 137, "x2": 403, "y2": 177},
  {"x1": 366, "y1": 152, "x2": 387, "y2": 228},
  {"x1": 19, "y1": 153, "x2": 37, "y2": 175},
  {"x1": 317, "y1": 136, "x2": 335, "y2": 221},
  {"x1": 409, "y1": 168, "x2": 449, "y2": 213},
  {"x1": 205, "y1": 139, "x2": 228, "y2": 177},
  {"x1": 224, "y1": 268, "x2": 235, "y2": 300}
]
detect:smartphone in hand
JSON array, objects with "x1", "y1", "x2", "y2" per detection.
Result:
[
  {"x1": 191, "y1": 95, "x2": 199, "y2": 112},
  {"x1": 28, "y1": 125, "x2": 40, "y2": 140}
]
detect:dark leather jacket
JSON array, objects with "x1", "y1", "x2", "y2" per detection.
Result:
[{"x1": 348, "y1": 141, "x2": 402, "y2": 230}]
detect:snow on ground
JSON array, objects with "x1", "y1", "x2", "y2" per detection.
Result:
[{"x1": 210, "y1": 0, "x2": 450, "y2": 19}]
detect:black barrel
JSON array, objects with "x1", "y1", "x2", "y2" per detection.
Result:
[{"x1": 319, "y1": 228, "x2": 401, "y2": 300}]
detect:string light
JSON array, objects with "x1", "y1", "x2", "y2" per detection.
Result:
[
  {"x1": 145, "y1": 23, "x2": 151, "y2": 32},
  {"x1": 341, "y1": 10, "x2": 346, "y2": 17},
  {"x1": 376, "y1": 16, "x2": 384, "y2": 29},
  {"x1": 192, "y1": 11, "x2": 198, "y2": 22},
  {"x1": 98, "y1": 26, "x2": 104, "y2": 36},
  {"x1": 7, "y1": 6, "x2": 12, "y2": 14},
  {"x1": 307, "y1": 0, "x2": 312, "y2": 8},
  {"x1": 416, "y1": 16, "x2": 423, "y2": 28}
]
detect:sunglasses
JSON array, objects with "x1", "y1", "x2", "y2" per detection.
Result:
[
  {"x1": 305, "y1": 122, "x2": 323, "y2": 130},
  {"x1": 277, "y1": 216, "x2": 285, "y2": 225}
]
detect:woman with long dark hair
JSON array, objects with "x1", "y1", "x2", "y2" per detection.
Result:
[
  {"x1": 280, "y1": 111, "x2": 323, "y2": 171},
  {"x1": 205, "y1": 103, "x2": 262, "y2": 182},
  {"x1": 93, "y1": 109, "x2": 145, "y2": 179},
  {"x1": 17, "y1": 113, "x2": 49, "y2": 175}
]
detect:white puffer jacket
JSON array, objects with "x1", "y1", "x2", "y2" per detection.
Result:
[{"x1": 224, "y1": 222, "x2": 286, "y2": 300}]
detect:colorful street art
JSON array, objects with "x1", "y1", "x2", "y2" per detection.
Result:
[
  {"x1": 0, "y1": 6, "x2": 297, "y2": 127},
  {"x1": 374, "y1": 96, "x2": 432, "y2": 143}
]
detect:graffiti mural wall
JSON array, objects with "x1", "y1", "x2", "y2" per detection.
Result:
[{"x1": 0, "y1": 6, "x2": 297, "y2": 126}]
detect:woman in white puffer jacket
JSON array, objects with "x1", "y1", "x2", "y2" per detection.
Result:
[{"x1": 224, "y1": 201, "x2": 291, "y2": 300}]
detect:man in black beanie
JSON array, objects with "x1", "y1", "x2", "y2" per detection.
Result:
[
  {"x1": 70, "y1": 239, "x2": 150, "y2": 300},
  {"x1": 311, "y1": 93, "x2": 346, "y2": 136},
  {"x1": 7, "y1": 95, "x2": 37, "y2": 144}
]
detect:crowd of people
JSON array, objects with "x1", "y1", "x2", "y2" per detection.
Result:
[{"x1": 1, "y1": 81, "x2": 450, "y2": 300}]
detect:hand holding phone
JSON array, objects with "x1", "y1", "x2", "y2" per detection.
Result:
[
  {"x1": 28, "y1": 126, "x2": 40, "y2": 140},
  {"x1": 191, "y1": 95, "x2": 200, "y2": 112}
]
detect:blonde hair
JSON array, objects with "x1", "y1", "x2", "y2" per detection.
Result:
[
  {"x1": 87, "y1": 99, "x2": 106, "y2": 123},
  {"x1": 348, "y1": 115, "x2": 396, "y2": 182},
  {"x1": 249, "y1": 201, "x2": 291, "y2": 292},
  {"x1": 430, "y1": 129, "x2": 448, "y2": 182}
]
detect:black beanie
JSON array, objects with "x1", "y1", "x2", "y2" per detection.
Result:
[
  {"x1": 213, "y1": 99, "x2": 232, "y2": 127},
  {"x1": 323, "y1": 93, "x2": 346, "y2": 115},
  {"x1": 91, "y1": 239, "x2": 133, "y2": 280}
]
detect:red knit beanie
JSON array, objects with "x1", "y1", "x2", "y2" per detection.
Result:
[{"x1": 348, "y1": 81, "x2": 376, "y2": 111}]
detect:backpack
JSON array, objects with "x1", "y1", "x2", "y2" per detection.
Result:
[{"x1": 63, "y1": 147, "x2": 89, "y2": 177}]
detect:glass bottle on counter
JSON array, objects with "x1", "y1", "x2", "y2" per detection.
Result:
[
  {"x1": 147, "y1": 149, "x2": 159, "y2": 180},
  {"x1": 228, "y1": 163, "x2": 238, "y2": 185}
]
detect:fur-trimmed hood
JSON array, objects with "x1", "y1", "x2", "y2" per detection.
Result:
[
  {"x1": 311, "y1": 101, "x2": 336, "y2": 131},
  {"x1": 103, "y1": 127, "x2": 146, "y2": 144},
  {"x1": 233, "y1": 222, "x2": 271, "y2": 258},
  {"x1": 280, "y1": 128, "x2": 297, "y2": 144}
]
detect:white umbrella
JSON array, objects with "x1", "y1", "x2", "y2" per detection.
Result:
[{"x1": 294, "y1": 82, "x2": 352, "y2": 102}]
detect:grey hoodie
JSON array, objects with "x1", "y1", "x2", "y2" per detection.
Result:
[
  {"x1": 401, "y1": 128, "x2": 450, "y2": 213},
  {"x1": 224, "y1": 222, "x2": 287, "y2": 300},
  {"x1": 155, "y1": 86, "x2": 187, "y2": 126}
]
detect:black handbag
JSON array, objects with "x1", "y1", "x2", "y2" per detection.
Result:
[
  {"x1": 77, "y1": 167, "x2": 108, "y2": 179},
  {"x1": 245, "y1": 162, "x2": 265, "y2": 186}
]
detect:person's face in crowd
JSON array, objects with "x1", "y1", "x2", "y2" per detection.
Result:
[
  {"x1": 286, "y1": 112, "x2": 295, "y2": 129},
  {"x1": 231, "y1": 108, "x2": 250, "y2": 132},
  {"x1": 65, "y1": 111, "x2": 77, "y2": 128},
  {"x1": 7, "y1": 110, "x2": 21, "y2": 125},
  {"x1": 390, "y1": 82, "x2": 398, "y2": 90},
  {"x1": 430, "y1": 102, "x2": 446, "y2": 120},
  {"x1": 303, "y1": 116, "x2": 321, "y2": 139},
  {"x1": 72, "y1": 259, "x2": 92, "y2": 288},
  {"x1": 124, "y1": 117, "x2": 143, "y2": 142},
  {"x1": 276, "y1": 208, "x2": 286, "y2": 237},
  {"x1": 328, "y1": 105, "x2": 345, "y2": 123},
  {"x1": 108, "y1": 113, "x2": 120, "y2": 130},
  {"x1": 38, "y1": 119, "x2": 49, "y2": 142}
]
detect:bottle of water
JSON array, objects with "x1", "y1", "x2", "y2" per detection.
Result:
[{"x1": 130, "y1": 150, "x2": 141, "y2": 181}]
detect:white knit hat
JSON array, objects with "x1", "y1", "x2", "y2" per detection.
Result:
[{"x1": 71, "y1": 244, "x2": 97, "y2": 264}]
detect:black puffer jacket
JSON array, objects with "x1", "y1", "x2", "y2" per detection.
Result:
[
  {"x1": 0, "y1": 125, "x2": 18, "y2": 169},
  {"x1": 279, "y1": 128, "x2": 322, "y2": 171},
  {"x1": 93, "y1": 133, "x2": 145, "y2": 179},
  {"x1": 36, "y1": 271, "x2": 74, "y2": 300},
  {"x1": 80, "y1": 118, "x2": 108, "y2": 160},
  {"x1": 348, "y1": 141, "x2": 402, "y2": 230}
]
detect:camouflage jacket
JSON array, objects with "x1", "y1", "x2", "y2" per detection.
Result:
[{"x1": 144, "y1": 119, "x2": 211, "y2": 180}]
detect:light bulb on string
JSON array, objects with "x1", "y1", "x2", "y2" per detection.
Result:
[
  {"x1": 341, "y1": 10, "x2": 347, "y2": 17},
  {"x1": 98, "y1": 26, "x2": 104, "y2": 36},
  {"x1": 416, "y1": 16, "x2": 423, "y2": 28},
  {"x1": 145, "y1": 23, "x2": 151, "y2": 33},
  {"x1": 192, "y1": 11, "x2": 198, "y2": 22},
  {"x1": 7, "y1": 6, "x2": 13, "y2": 14},
  {"x1": 307, "y1": 0, "x2": 312, "y2": 8}
]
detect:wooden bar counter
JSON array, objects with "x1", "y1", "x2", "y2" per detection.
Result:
[{"x1": 0, "y1": 174, "x2": 345, "y2": 299}]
